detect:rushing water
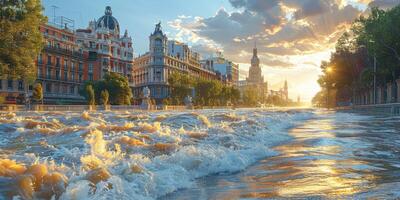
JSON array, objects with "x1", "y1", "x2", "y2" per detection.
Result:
[
  {"x1": 1, "y1": 109, "x2": 399, "y2": 199},
  {"x1": 164, "y1": 110, "x2": 400, "y2": 199}
]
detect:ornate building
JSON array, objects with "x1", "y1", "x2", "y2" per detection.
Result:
[
  {"x1": 247, "y1": 45, "x2": 264, "y2": 85},
  {"x1": 76, "y1": 6, "x2": 134, "y2": 84},
  {"x1": 239, "y1": 45, "x2": 268, "y2": 102},
  {"x1": 0, "y1": 6, "x2": 134, "y2": 105},
  {"x1": 132, "y1": 22, "x2": 217, "y2": 103}
]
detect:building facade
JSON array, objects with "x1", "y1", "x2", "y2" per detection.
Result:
[
  {"x1": 76, "y1": 6, "x2": 134, "y2": 85},
  {"x1": 0, "y1": 23, "x2": 86, "y2": 104},
  {"x1": 200, "y1": 52, "x2": 239, "y2": 86},
  {"x1": 132, "y1": 23, "x2": 217, "y2": 103},
  {"x1": 0, "y1": 6, "x2": 135, "y2": 105},
  {"x1": 239, "y1": 45, "x2": 269, "y2": 101}
]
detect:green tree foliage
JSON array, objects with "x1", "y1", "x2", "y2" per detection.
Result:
[
  {"x1": 168, "y1": 72, "x2": 193, "y2": 105},
  {"x1": 0, "y1": 0, "x2": 47, "y2": 80},
  {"x1": 80, "y1": 72, "x2": 132, "y2": 105},
  {"x1": 32, "y1": 83, "x2": 43, "y2": 104},
  {"x1": 100, "y1": 90, "x2": 109, "y2": 106},
  {"x1": 86, "y1": 85, "x2": 95, "y2": 106},
  {"x1": 315, "y1": 5, "x2": 400, "y2": 106},
  {"x1": 168, "y1": 72, "x2": 240, "y2": 106},
  {"x1": 242, "y1": 86, "x2": 259, "y2": 106}
]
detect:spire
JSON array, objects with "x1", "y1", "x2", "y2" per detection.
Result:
[
  {"x1": 253, "y1": 40, "x2": 258, "y2": 57},
  {"x1": 124, "y1": 29, "x2": 128, "y2": 37},
  {"x1": 284, "y1": 80, "x2": 288, "y2": 89}
]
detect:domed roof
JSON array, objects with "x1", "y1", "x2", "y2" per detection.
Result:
[{"x1": 96, "y1": 6, "x2": 120, "y2": 34}]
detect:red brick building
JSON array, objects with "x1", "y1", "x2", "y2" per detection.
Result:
[{"x1": 0, "y1": 6, "x2": 134, "y2": 105}]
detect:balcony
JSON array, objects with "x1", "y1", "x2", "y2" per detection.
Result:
[{"x1": 44, "y1": 46, "x2": 84, "y2": 58}]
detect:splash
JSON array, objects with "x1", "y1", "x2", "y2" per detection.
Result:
[
  {"x1": 196, "y1": 114, "x2": 212, "y2": 127},
  {"x1": 0, "y1": 109, "x2": 314, "y2": 199},
  {"x1": 136, "y1": 122, "x2": 161, "y2": 133}
]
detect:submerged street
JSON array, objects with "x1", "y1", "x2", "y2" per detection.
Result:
[
  {"x1": 164, "y1": 111, "x2": 400, "y2": 199},
  {"x1": 1, "y1": 109, "x2": 400, "y2": 199}
]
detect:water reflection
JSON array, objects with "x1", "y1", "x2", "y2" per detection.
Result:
[{"x1": 163, "y1": 111, "x2": 400, "y2": 199}]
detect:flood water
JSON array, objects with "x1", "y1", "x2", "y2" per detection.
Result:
[
  {"x1": 164, "y1": 110, "x2": 400, "y2": 199},
  {"x1": 0, "y1": 109, "x2": 399, "y2": 199}
]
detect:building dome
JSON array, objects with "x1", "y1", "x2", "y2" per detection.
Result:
[{"x1": 97, "y1": 6, "x2": 120, "y2": 35}]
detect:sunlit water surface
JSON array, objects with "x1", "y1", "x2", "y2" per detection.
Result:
[
  {"x1": 1, "y1": 109, "x2": 399, "y2": 199},
  {"x1": 164, "y1": 110, "x2": 400, "y2": 199}
]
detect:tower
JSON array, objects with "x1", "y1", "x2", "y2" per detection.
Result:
[
  {"x1": 284, "y1": 80, "x2": 288, "y2": 101},
  {"x1": 247, "y1": 42, "x2": 263, "y2": 85},
  {"x1": 149, "y1": 22, "x2": 168, "y2": 57}
]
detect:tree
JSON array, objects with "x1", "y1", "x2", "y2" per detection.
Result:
[
  {"x1": 168, "y1": 72, "x2": 193, "y2": 105},
  {"x1": 80, "y1": 72, "x2": 132, "y2": 105},
  {"x1": 100, "y1": 90, "x2": 109, "y2": 106},
  {"x1": 86, "y1": 85, "x2": 95, "y2": 105},
  {"x1": 32, "y1": 83, "x2": 43, "y2": 104},
  {"x1": 0, "y1": 0, "x2": 47, "y2": 81},
  {"x1": 242, "y1": 86, "x2": 259, "y2": 106}
]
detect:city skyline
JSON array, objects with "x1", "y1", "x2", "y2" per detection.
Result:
[{"x1": 41, "y1": 0, "x2": 400, "y2": 101}]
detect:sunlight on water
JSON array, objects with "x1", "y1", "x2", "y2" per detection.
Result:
[
  {"x1": 0, "y1": 109, "x2": 313, "y2": 199},
  {"x1": 161, "y1": 111, "x2": 400, "y2": 200}
]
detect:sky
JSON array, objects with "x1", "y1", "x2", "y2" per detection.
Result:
[{"x1": 42, "y1": 0, "x2": 400, "y2": 102}]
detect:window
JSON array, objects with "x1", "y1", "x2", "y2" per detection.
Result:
[
  {"x1": 79, "y1": 63, "x2": 83, "y2": 71},
  {"x1": 70, "y1": 86, "x2": 74, "y2": 94},
  {"x1": 88, "y1": 63, "x2": 93, "y2": 72},
  {"x1": 38, "y1": 54, "x2": 43, "y2": 64},
  {"x1": 7, "y1": 80, "x2": 13, "y2": 90},
  {"x1": 29, "y1": 85, "x2": 33, "y2": 91},
  {"x1": 56, "y1": 57, "x2": 60, "y2": 68},
  {"x1": 64, "y1": 60, "x2": 68, "y2": 69},
  {"x1": 71, "y1": 72, "x2": 75, "y2": 82},
  {"x1": 46, "y1": 83, "x2": 51, "y2": 93},
  {"x1": 79, "y1": 74, "x2": 83, "y2": 82},
  {"x1": 18, "y1": 81, "x2": 23, "y2": 91},
  {"x1": 89, "y1": 74, "x2": 93, "y2": 81},
  {"x1": 47, "y1": 67, "x2": 51, "y2": 79},
  {"x1": 0, "y1": 80, "x2": 2, "y2": 90},
  {"x1": 55, "y1": 70, "x2": 60, "y2": 80},
  {"x1": 47, "y1": 55, "x2": 52, "y2": 65},
  {"x1": 64, "y1": 70, "x2": 68, "y2": 81}
]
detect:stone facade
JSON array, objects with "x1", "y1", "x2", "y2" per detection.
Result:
[
  {"x1": 75, "y1": 6, "x2": 134, "y2": 85},
  {"x1": 132, "y1": 23, "x2": 217, "y2": 103}
]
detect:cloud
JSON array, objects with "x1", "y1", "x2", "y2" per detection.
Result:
[
  {"x1": 168, "y1": 0, "x2": 400, "y2": 71},
  {"x1": 368, "y1": 0, "x2": 400, "y2": 9}
]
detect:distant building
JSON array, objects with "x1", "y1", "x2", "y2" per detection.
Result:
[
  {"x1": 239, "y1": 45, "x2": 268, "y2": 101},
  {"x1": 268, "y1": 80, "x2": 289, "y2": 102},
  {"x1": 200, "y1": 52, "x2": 239, "y2": 86},
  {"x1": 247, "y1": 45, "x2": 264, "y2": 85},
  {"x1": 132, "y1": 22, "x2": 217, "y2": 103}
]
